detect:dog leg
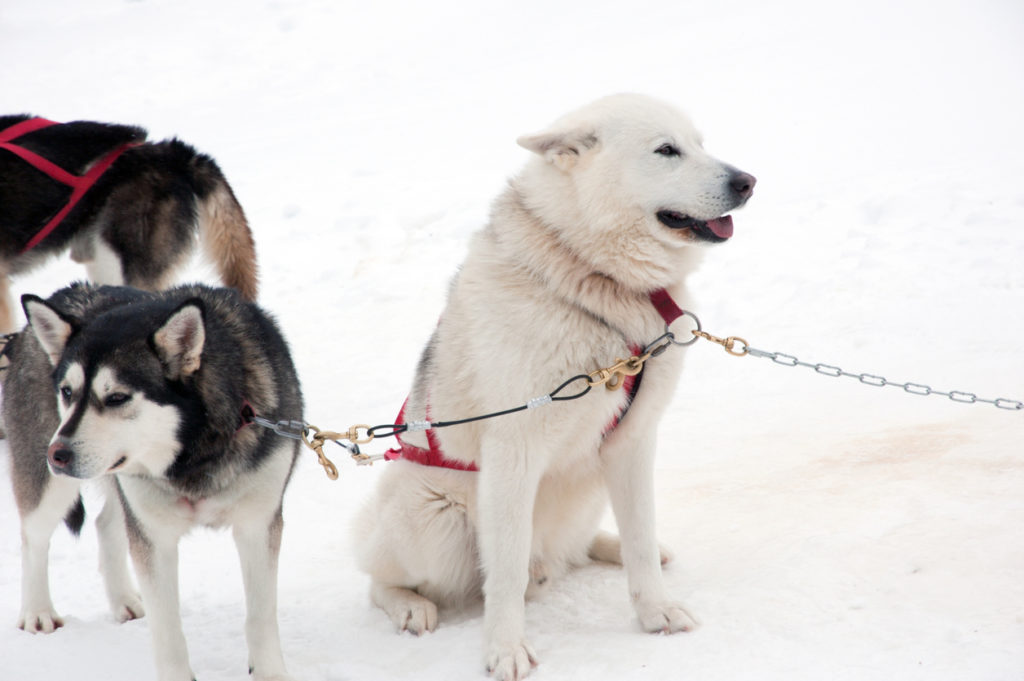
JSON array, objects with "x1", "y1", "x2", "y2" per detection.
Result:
[
  {"x1": 127, "y1": 521, "x2": 194, "y2": 681},
  {"x1": 233, "y1": 511, "x2": 294, "y2": 681},
  {"x1": 370, "y1": 582, "x2": 439, "y2": 635},
  {"x1": 0, "y1": 271, "x2": 14, "y2": 335},
  {"x1": 588, "y1": 529, "x2": 675, "y2": 566},
  {"x1": 602, "y1": 433, "x2": 697, "y2": 634},
  {"x1": 478, "y1": 436, "x2": 542, "y2": 681},
  {"x1": 95, "y1": 479, "x2": 145, "y2": 623},
  {"x1": 16, "y1": 475, "x2": 81, "y2": 633},
  {"x1": 81, "y1": 237, "x2": 125, "y2": 286}
]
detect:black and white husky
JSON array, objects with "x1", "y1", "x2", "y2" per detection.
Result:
[
  {"x1": 0, "y1": 115, "x2": 259, "y2": 333},
  {"x1": 3, "y1": 282, "x2": 302, "y2": 681}
]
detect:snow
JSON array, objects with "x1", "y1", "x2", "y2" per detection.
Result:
[{"x1": 1, "y1": 0, "x2": 1023, "y2": 679}]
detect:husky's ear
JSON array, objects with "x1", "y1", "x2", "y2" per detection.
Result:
[
  {"x1": 152, "y1": 299, "x2": 206, "y2": 379},
  {"x1": 23, "y1": 294, "x2": 77, "y2": 366},
  {"x1": 516, "y1": 128, "x2": 599, "y2": 171}
]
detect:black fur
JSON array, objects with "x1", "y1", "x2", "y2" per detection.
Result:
[
  {"x1": 63, "y1": 496, "x2": 86, "y2": 536},
  {"x1": 5, "y1": 281, "x2": 303, "y2": 500},
  {"x1": 0, "y1": 115, "x2": 241, "y2": 281}
]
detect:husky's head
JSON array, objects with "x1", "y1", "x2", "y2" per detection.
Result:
[
  {"x1": 515, "y1": 93, "x2": 754, "y2": 289},
  {"x1": 23, "y1": 295, "x2": 206, "y2": 480}
]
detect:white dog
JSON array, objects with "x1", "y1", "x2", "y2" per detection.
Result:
[{"x1": 354, "y1": 93, "x2": 755, "y2": 680}]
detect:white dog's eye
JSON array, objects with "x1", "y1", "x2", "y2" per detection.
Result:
[
  {"x1": 104, "y1": 392, "x2": 132, "y2": 408},
  {"x1": 59, "y1": 385, "x2": 73, "y2": 402},
  {"x1": 654, "y1": 143, "x2": 681, "y2": 157}
]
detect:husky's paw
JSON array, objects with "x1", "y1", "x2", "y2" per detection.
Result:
[
  {"x1": 17, "y1": 608, "x2": 64, "y2": 634},
  {"x1": 635, "y1": 600, "x2": 698, "y2": 634},
  {"x1": 485, "y1": 640, "x2": 538, "y2": 681},
  {"x1": 110, "y1": 592, "x2": 145, "y2": 623}
]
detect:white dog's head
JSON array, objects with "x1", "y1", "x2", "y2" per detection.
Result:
[{"x1": 516, "y1": 93, "x2": 754, "y2": 288}]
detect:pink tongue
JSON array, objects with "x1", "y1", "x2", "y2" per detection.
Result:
[{"x1": 707, "y1": 215, "x2": 733, "y2": 239}]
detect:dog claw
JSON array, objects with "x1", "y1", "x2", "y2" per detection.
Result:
[
  {"x1": 485, "y1": 640, "x2": 538, "y2": 681},
  {"x1": 636, "y1": 601, "x2": 698, "y2": 634},
  {"x1": 17, "y1": 610, "x2": 64, "y2": 634}
]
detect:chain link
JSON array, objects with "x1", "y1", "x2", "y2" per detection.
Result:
[
  {"x1": 252, "y1": 316, "x2": 1022, "y2": 481},
  {"x1": 744, "y1": 346, "x2": 1024, "y2": 411}
]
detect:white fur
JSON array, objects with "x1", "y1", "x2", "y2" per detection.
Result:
[
  {"x1": 50, "y1": 366, "x2": 183, "y2": 479},
  {"x1": 24, "y1": 299, "x2": 74, "y2": 366},
  {"x1": 17, "y1": 476, "x2": 143, "y2": 633},
  {"x1": 354, "y1": 94, "x2": 752, "y2": 679},
  {"x1": 117, "y1": 440, "x2": 295, "y2": 681},
  {"x1": 82, "y1": 236, "x2": 126, "y2": 286}
]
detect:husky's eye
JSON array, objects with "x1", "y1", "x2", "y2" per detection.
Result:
[
  {"x1": 59, "y1": 386, "x2": 73, "y2": 401},
  {"x1": 104, "y1": 393, "x2": 131, "y2": 408},
  {"x1": 654, "y1": 143, "x2": 681, "y2": 157}
]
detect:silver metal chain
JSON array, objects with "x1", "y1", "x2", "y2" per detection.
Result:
[
  {"x1": 742, "y1": 345, "x2": 1024, "y2": 411},
  {"x1": 669, "y1": 310, "x2": 1023, "y2": 412}
]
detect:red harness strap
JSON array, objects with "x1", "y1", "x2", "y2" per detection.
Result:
[
  {"x1": 0, "y1": 117, "x2": 140, "y2": 254},
  {"x1": 384, "y1": 400, "x2": 480, "y2": 471},
  {"x1": 387, "y1": 288, "x2": 681, "y2": 471}
]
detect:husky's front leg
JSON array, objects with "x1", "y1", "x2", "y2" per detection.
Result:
[
  {"x1": 16, "y1": 475, "x2": 82, "y2": 633},
  {"x1": 478, "y1": 433, "x2": 542, "y2": 681},
  {"x1": 125, "y1": 514, "x2": 193, "y2": 681},
  {"x1": 602, "y1": 432, "x2": 697, "y2": 633},
  {"x1": 233, "y1": 510, "x2": 293, "y2": 681},
  {"x1": 95, "y1": 479, "x2": 145, "y2": 623}
]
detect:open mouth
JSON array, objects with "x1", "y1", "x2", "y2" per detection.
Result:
[{"x1": 656, "y1": 210, "x2": 733, "y2": 242}]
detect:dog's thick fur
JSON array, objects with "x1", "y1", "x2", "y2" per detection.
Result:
[
  {"x1": 0, "y1": 115, "x2": 259, "y2": 333},
  {"x1": 4, "y1": 282, "x2": 302, "y2": 681},
  {"x1": 353, "y1": 93, "x2": 755, "y2": 679}
]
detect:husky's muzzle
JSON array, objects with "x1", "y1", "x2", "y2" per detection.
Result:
[{"x1": 46, "y1": 437, "x2": 76, "y2": 475}]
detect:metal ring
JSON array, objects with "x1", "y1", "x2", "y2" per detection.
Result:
[{"x1": 667, "y1": 310, "x2": 701, "y2": 346}]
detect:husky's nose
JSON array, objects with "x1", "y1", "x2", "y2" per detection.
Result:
[
  {"x1": 729, "y1": 171, "x2": 756, "y2": 201},
  {"x1": 47, "y1": 439, "x2": 75, "y2": 470}
]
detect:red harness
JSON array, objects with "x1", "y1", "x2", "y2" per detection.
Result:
[
  {"x1": 385, "y1": 289, "x2": 685, "y2": 471},
  {"x1": 0, "y1": 117, "x2": 140, "y2": 254}
]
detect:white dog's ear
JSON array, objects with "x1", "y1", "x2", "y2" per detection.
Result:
[
  {"x1": 517, "y1": 128, "x2": 598, "y2": 171},
  {"x1": 23, "y1": 295, "x2": 77, "y2": 366},
  {"x1": 152, "y1": 299, "x2": 206, "y2": 379}
]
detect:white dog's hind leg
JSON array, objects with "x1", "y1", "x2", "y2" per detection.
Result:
[
  {"x1": 17, "y1": 475, "x2": 81, "y2": 633},
  {"x1": 370, "y1": 582, "x2": 439, "y2": 635},
  {"x1": 588, "y1": 529, "x2": 675, "y2": 566},
  {"x1": 234, "y1": 511, "x2": 294, "y2": 681},
  {"x1": 95, "y1": 479, "x2": 145, "y2": 623},
  {"x1": 477, "y1": 435, "x2": 543, "y2": 681},
  {"x1": 602, "y1": 433, "x2": 697, "y2": 634}
]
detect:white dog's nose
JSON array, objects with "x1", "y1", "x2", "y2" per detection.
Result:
[{"x1": 729, "y1": 171, "x2": 756, "y2": 201}]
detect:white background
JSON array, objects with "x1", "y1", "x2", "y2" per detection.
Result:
[{"x1": 1, "y1": 0, "x2": 1022, "y2": 679}]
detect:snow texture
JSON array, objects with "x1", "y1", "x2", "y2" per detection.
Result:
[{"x1": 1, "y1": 0, "x2": 1022, "y2": 679}]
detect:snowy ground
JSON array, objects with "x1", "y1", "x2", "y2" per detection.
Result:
[{"x1": 1, "y1": 0, "x2": 1022, "y2": 679}]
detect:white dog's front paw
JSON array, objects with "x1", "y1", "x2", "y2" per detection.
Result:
[
  {"x1": 17, "y1": 607, "x2": 64, "y2": 634},
  {"x1": 485, "y1": 639, "x2": 538, "y2": 681},
  {"x1": 635, "y1": 600, "x2": 698, "y2": 634},
  {"x1": 372, "y1": 584, "x2": 439, "y2": 635},
  {"x1": 110, "y1": 591, "x2": 145, "y2": 623}
]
